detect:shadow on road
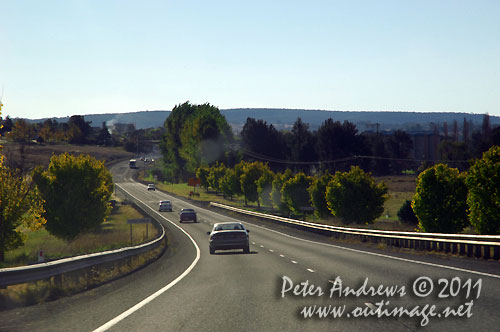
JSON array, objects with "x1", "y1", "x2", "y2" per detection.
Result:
[{"x1": 212, "y1": 251, "x2": 258, "y2": 255}]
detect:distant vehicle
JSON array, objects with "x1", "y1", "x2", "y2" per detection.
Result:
[
  {"x1": 179, "y1": 208, "x2": 197, "y2": 223},
  {"x1": 147, "y1": 184, "x2": 155, "y2": 191},
  {"x1": 158, "y1": 200, "x2": 172, "y2": 212},
  {"x1": 129, "y1": 159, "x2": 137, "y2": 169},
  {"x1": 207, "y1": 222, "x2": 250, "y2": 254}
]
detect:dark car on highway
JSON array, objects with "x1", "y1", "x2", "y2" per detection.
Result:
[
  {"x1": 207, "y1": 222, "x2": 250, "y2": 254},
  {"x1": 179, "y1": 208, "x2": 197, "y2": 223}
]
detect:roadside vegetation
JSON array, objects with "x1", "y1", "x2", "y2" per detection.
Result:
[
  {"x1": 0, "y1": 200, "x2": 158, "y2": 269},
  {"x1": 149, "y1": 101, "x2": 500, "y2": 235},
  {"x1": 0, "y1": 102, "x2": 159, "y2": 267}
]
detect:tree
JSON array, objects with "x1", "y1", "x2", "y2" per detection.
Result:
[
  {"x1": 0, "y1": 115, "x2": 13, "y2": 136},
  {"x1": 0, "y1": 103, "x2": 46, "y2": 260},
  {"x1": 281, "y1": 172, "x2": 313, "y2": 216},
  {"x1": 207, "y1": 162, "x2": 226, "y2": 195},
  {"x1": 326, "y1": 166, "x2": 387, "y2": 224},
  {"x1": 96, "y1": 122, "x2": 112, "y2": 146},
  {"x1": 8, "y1": 119, "x2": 35, "y2": 142},
  {"x1": 308, "y1": 172, "x2": 333, "y2": 218},
  {"x1": 271, "y1": 169, "x2": 293, "y2": 214},
  {"x1": 196, "y1": 166, "x2": 210, "y2": 191},
  {"x1": 219, "y1": 168, "x2": 240, "y2": 200},
  {"x1": 465, "y1": 146, "x2": 500, "y2": 234},
  {"x1": 33, "y1": 153, "x2": 113, "y2": 240},
  {"x1": 240, "y1": 161, "x2": 267, "y2": 206},
  {"x1": 397, "y1": 200, "x2": 418, "y2": 225},
  {"x1": 316, "y1": 119, "x2": 362, "y2": 172},
  {"x1": 256, "y1": 166, "x2": 274, "y2": 207},
  {"x1": 161, "y1": 102, "x2": 233, "y2": 181},
  {"x1": 68, "y1": 115, "x2": 92, "y2": 144},
  {"x1": 385, "y1": 130, "x2": 413, "y2": 174},
  {"x1": 286, "y1": 118, "x2": 317, "y2": 172},
  {"x1": 240, "y1": 118, "x2": 288, "y2": 171},
  {"x1": 412, "y1": 164, "x2": 468, "y2": 233}
]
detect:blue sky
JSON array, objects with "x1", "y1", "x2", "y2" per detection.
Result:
[{"x1": 1, "y1": 0, "x2": 499, "y2": 119}]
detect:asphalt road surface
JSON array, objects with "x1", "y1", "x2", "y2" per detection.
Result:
[{"x1": 1, "y1": 160, "x2": 499, "y2": 332}]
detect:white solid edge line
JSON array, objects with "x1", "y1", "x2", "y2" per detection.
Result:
[
  {"x1": 92, "y1": 184, "x2": 201, "y2": 332},
  {"x1": 196, "y1": 201, "x2": 500, "y2": 279}
]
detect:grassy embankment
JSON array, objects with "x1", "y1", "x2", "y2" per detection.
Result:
[
  {"x1": 0, "y1": 142, "x2": 155, "y2": 269},
  {"x1": 1, "y1": 200, "x2": 158, "y2": 269},
  {"x1": 142, "y1": 171, "x2": 417, "y2": 232}
]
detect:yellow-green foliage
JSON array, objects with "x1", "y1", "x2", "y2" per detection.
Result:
[
  {"x1": 466, "y1": 146, "x2": 500, "y2": 234},
  {"x1": 326, "y1": 166, "x2": 387, "y2": 224},
  {"x1": 412, "y1": 164, "x2": 468, "y2": 233},
  {"x1": 33, "y1": 153, "x2": 113, "y2": 240},
  {"x1": 0, "y1": 157, "x2": 46, "y2": 261}
]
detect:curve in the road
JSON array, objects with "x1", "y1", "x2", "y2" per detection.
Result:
[{"x1": 92, "y1": 184, "x2": 201, "y2": 332}]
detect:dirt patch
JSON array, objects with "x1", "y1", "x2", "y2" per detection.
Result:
[{"x1": 376, "y1": 175, "x2": 417, "y2": 192}]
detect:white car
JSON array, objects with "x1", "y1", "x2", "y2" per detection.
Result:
[{"x1": 147, "y1": 184, "x2": 155, "y2": 191}]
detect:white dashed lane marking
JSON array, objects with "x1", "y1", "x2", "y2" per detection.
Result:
[
  {"x1": 269, "y1": 249, "x2": 274, "y2": 252},
  {"x1": 307, "y1": 268, "x2": 315, "y2": 273},
  {"x1": 279, "y1": 254, "x2": 285, "y2": 258},
  {"x1": 291, "y1": 260, "x2": 297, "y2": 264}
]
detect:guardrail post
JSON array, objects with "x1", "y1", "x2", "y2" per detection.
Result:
[
  {"x1": 467, "y1": 244, "x2": 474, "y2": 257},
  {"x1": 426, "y1": 241, "x2": 431, "y2": 251},
  {"x1": 494, "y1": 246, "x2": 499, "y2": 260},
  {"x1": 445, "y1": 242, "x2": 451, "y2": 253},
  {"x1": 452, "y1": 243, "x2": 458, "y2": 254},
  {"x1": 483, "y1": 246, "x2": 490, "y2": 259},
  {"x1": 431, "y1": 241, "x2": 437, "y2": 251},
  {"x1": 475, "y1": 245, "x2": 482, "y2": 258},
  {"x1": 459, "y1": 243, "x2": 466, "y2": 255}
]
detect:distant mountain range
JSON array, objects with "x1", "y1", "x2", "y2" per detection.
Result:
[{"x1": 28, "y1": 108, "x2": 500, "y2": 133}]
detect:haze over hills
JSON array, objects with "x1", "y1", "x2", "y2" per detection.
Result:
[{"x1": 27, "y1": 109, "x2": 500, "y2": 133}]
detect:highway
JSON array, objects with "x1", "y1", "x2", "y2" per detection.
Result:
[{"x1": 1, "y1": 159, "x2": 499, "y2": 331}]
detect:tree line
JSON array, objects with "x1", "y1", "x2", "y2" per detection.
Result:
[
  {"x1": 196, "y1": 160, "x2": 388, "y2": 225},
  {"x1": 410, "y1": 145, "x2": 500, "y2": 235},
  {"x1": 0, "y1": 115, "x2": 164, "y2": 154},
  {"x1": 159, "y1": 102, "x2": 500, "y2": 182},
  {"x1": 196, "y1": 145, "x2": 500, "y2": 235}
]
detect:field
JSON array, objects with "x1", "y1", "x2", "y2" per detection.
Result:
[{"x1": 1, "y1": 141, "x2": 136, "y2": 171}]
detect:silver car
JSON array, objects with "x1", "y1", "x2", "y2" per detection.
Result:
[
  {"x1": 207, "y1": 222, "x2": 250, "y2": 254},
  {"x1": 158, "y1": 200, "x2": 172, "y2": 212}
]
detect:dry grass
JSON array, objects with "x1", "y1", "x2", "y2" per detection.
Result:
[
  {"x1": 1, "y1": 142, "x2": 135, "y2": 172},
  {"x1": 0, "y1": 242, "x2": 166, "y2": 310},
  {"x1": 1, "y1": 203, "x2": 159, "y2": 268}
]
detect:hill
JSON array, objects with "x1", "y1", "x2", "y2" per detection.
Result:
[{"x1": 27, "y1": 109, "x2": 500, "y2": 132}]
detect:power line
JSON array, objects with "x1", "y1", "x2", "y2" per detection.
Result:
[{"x1": 239, "y1": 148, "x2": 472, "y2": 166}]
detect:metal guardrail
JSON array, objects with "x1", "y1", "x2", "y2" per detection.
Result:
[
  {"x1": 0, "y1": 186, "x2": 165, "y2": 287},
  {"x1": 210, "y1": 202, "x2": 500, "y2": 260}
]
